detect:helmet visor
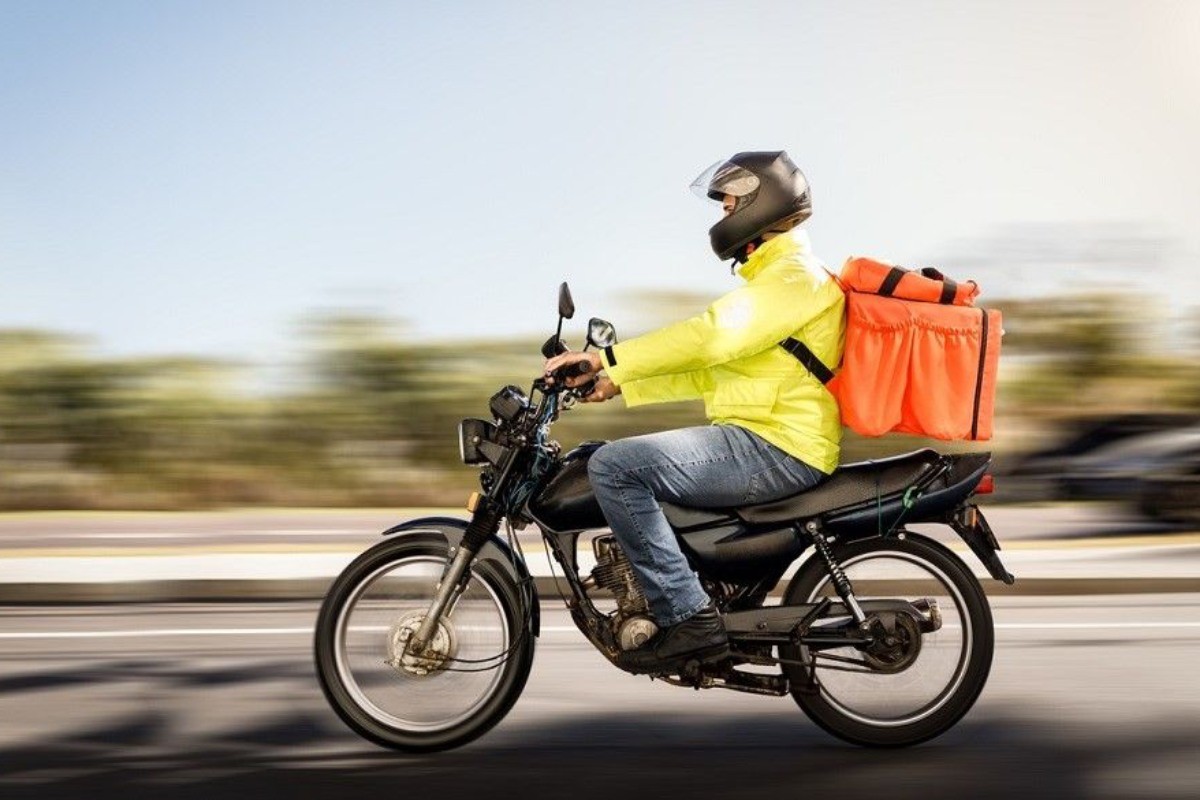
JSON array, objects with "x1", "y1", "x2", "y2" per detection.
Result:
[{"x1": 689, "y1": 160, "x2": 760, "y2": 205}]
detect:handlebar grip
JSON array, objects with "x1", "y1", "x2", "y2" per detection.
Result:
[
  {"x1": 577, "y1": 378, "x2": 598, "y2": 398},
  {"x1": 563, "y1": 360, "x2": 593, "y2": 378}
]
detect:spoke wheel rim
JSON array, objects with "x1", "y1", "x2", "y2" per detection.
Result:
[
  {"x1": 333, "y1": 555, "x2": 510, "y2": 733},
  {"x1": 803, "y1": 550, "x2": 972, "y2": 727}
]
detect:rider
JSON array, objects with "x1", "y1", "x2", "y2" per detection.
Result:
[{"x1": 543, "y1": 150, "x2": 845, "y2": 671}]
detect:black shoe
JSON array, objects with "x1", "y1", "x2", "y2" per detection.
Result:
[{"x1": 618, "y1": 602, "x2": 729, "y2": 674}]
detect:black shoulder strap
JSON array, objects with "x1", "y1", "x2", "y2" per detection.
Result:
[{"x1": 780, "y1": 337, "x2": 835, "y2": 385}]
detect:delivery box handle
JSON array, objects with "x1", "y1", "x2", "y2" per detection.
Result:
[{"x1": 879, "y1": 265, "x2": 958, "y2": 304}]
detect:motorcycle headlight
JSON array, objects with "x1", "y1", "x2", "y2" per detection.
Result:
[{"x1": 459, "y1": 418, "x2": 504, "y2": 465}]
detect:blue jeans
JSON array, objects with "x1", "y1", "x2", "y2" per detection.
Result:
[{"x1": 586, "y1": 424, "x2": 828, "y2": 627}]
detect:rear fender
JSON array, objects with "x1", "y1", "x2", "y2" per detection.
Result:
[
  {"x1": 948, "y1": 506, "x2": 1016, "y2": 585},
  {"x1": 381, "y1": 516, "x2": 540, "y2": 636}
]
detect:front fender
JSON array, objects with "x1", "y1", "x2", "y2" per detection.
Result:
[{"x1": 381, "y1": 516, "x2": 540, "y2": 636}]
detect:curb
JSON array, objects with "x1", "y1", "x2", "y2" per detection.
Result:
[{"x1": 2, "y1": 576, "x2": 1198, "y2": 605}]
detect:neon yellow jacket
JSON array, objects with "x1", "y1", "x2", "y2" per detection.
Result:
[{"x1": 600, "y1": 230, "x2": 845, "y2": 474}]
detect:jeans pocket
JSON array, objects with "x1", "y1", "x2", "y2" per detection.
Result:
[
  {"x1": 744, "y1": 461, "x2": 788, "y2": 506},
  {"x1": 743, "y1": 472, "x2": 762, "y2": 506},
  {"x1": 745, "y1": 457, "x2": 824, "y2": 506}
]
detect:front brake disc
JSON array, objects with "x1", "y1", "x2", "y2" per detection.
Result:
[{"x1": 385, "y1": 610, "x2": 459, "y2": 677}]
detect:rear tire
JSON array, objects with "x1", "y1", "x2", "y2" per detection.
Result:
[
  {"x1": 780, "y1": 533, "x2": 994, "y2": 747},
  {"x1": 314, "y1": 535, "x2": 535, "y2": 752}
]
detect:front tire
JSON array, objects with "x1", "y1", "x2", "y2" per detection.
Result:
[
  {"x1": 314, "y1": 535, "x2": 535, "y2": 752},
  {"x1": 780, "y1": 533, "x2": 994, "y2": 747}
]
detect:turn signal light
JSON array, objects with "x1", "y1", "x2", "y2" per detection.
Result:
[{"x1": 976, "y1": 474, "x2": 995, "y2": 495}]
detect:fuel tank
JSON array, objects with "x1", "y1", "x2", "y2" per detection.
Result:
[{"x1": 527, "y1": 441, "x2": 609, "y2": 532}]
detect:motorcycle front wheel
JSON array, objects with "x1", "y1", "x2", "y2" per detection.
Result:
[
  {"x1": 314, "y1": 535, "x2": 535, "y2": 752},
  {"x1": 780, "y1": 533, "x2": 994, "y2": 747}
]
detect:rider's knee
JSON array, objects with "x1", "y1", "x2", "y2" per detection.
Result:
[
  {"x1": 588, "y1": 440, "x2": 635, "y2": 484},
  {"x1": 587, "y1": 443, "x2": 617, "y2": 483}
]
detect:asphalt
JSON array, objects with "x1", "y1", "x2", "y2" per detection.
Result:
[
  {"x1": 0, "y1": 503, "x2": 1181, "y2": 550},
  {"x1": 1, "y1": 596, "x2": 1198, "y2": 800},
  {"x1": 0, "y1": 504, "x2": 1197, "y2": 602}
]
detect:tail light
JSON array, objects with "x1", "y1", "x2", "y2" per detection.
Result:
[{"x1": 976, "y1": 474, "x2": 995, "y2": 495}]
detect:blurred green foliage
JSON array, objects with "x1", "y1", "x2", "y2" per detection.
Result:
[{"x1": 0, "y1": 291, "x2": 1193, "y2": 509}]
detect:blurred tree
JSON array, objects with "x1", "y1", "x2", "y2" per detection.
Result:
[
  {"x1": 302, "y1": 313, "x2": 422, "y2": 440},
  {"x1": 0, "y1": 329, "x2": 84, "y2": 372},
  {"x1": 614, "y1": 289, "x2": 713, "y2": 335},
  {"x1": 0, "y1": 284, "x2": 1196, "y2": 510}
]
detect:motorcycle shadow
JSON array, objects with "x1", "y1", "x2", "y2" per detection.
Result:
[{"x1": 2, "y1": 708, "x2": 1196, "y2": 800}]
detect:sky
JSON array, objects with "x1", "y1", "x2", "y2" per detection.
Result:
[{"x1": 2, "y1": 0, "x2": 1199, "y2": 362}]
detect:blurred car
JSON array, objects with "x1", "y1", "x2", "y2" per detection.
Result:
[
  {"x1": 1002, "y1": 413, "x2": 1199, "y2": 503},
  {"x1": 1138, "y1": 451, "x2": 1200, "y2": 524},
  {"x1": 1058, "y1": 426, "x2": 1200, "y2": 506}
]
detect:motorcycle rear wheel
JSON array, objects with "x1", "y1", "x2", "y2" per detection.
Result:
[
  {"x1": 314, "y1": 536, "x2": 535, "y2": 752},
  {"x1": 780, "y1": 533, "x2": 994, "y2": 747}
]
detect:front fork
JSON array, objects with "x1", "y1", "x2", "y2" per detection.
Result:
[{"x1": 407, "y1": 497, "x2": 506, "y2": 654}]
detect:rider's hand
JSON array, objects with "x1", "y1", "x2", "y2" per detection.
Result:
[
  {"x1": 543, "y1": 351, "x2": 602, "y2": 388},
  {"x1": 579, "y1": 376, "x2": 621, "y2": 403}
]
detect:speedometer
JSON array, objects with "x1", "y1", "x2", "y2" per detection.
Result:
[{"x1": 489, "y1": 385, "x2": 530, "y2": 422}]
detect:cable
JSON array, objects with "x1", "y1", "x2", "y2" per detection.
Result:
[
  {"x1": 413, "y1": 524, "x2": 537, "y2": 673},
  {"x1": 875, "y1": 466, "x2": 921, "y2": 540}
]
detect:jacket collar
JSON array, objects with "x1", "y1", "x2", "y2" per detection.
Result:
[{"x1": 736, "y1": 229, "x2": 810, "y2": 282}]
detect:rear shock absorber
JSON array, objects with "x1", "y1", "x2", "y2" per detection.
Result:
[{"x1": 805, "y1": 521, "x2": 867, "y2": 625}]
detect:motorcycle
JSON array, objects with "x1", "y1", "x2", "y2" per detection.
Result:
[{"x1": 314, "y1": 283, "x2": 1016, "y2": 752}]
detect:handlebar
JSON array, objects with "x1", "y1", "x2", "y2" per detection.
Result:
[
  {"x1": 531, "y1": 355, "x2": 598, "y2": 404},
  {"x1": 560, "y1": 360, "x2": 593, "y2": 379},
  {"x1": 550, "y1": 359, "x2": 595, "y2": 397},
  {"x1": 534, "y1": 357, "x2": 596, "y2": 398}
]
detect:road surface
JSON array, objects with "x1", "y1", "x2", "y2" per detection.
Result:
[
  {"x1": 2, "y1": 595, "x2": 1198, "y2": 799},
  {"x1": 0, "y1": 503, "x2": 1190, "y2": 553}
]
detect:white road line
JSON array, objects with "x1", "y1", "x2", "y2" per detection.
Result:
[
  {"x1": 1, "y1": 622, "x2": 1200, "y2": 640},
  {"x1": 0, "y1": 626, "x2": 577, "y2": 639},
  {"x1": 87, "y1": 533, "x2": 198, "y2": 540},
  {"x1": 17, "y1": 530, "x2": 366, "y2": 540},
  {"x1": 995, "y1": 622, "x2": 1200, "y2": 630},
  {"x1": 0, "y1": 627, "x2": 315, "y2": 639}
]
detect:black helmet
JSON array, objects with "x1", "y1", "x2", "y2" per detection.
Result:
[{"x1": 690, "y1": 150, "x2": 812, "y2": 262}]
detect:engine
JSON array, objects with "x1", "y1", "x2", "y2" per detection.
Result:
[{"x1": 589, "y1": 535, "x2": 659, "y2": 651}]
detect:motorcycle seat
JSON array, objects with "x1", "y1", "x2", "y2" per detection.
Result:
[
  {"x1": 662, "y1": 449, "x2": 943, "y2": 529},
  {"x1": 735, "y1": 448, "x2": 943, "y2": 524}
]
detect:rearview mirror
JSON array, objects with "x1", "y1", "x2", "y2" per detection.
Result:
[
  {"x1": 541, "y1": 335, "x2": 568, "y2": 358},
  {"x1": 587, "y1": 318, "x2": 617, "y2": 349},
  {"x1": 558, "y1": 282, "x2": 575, "y2": 320}
]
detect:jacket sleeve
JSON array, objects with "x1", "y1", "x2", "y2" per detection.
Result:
[
  {"x1": 618, "y1": 369, "x2": 713, "y2": 408},
  {"x1": 602, "y1": 277, "x2": 833, "y2": 384}
]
